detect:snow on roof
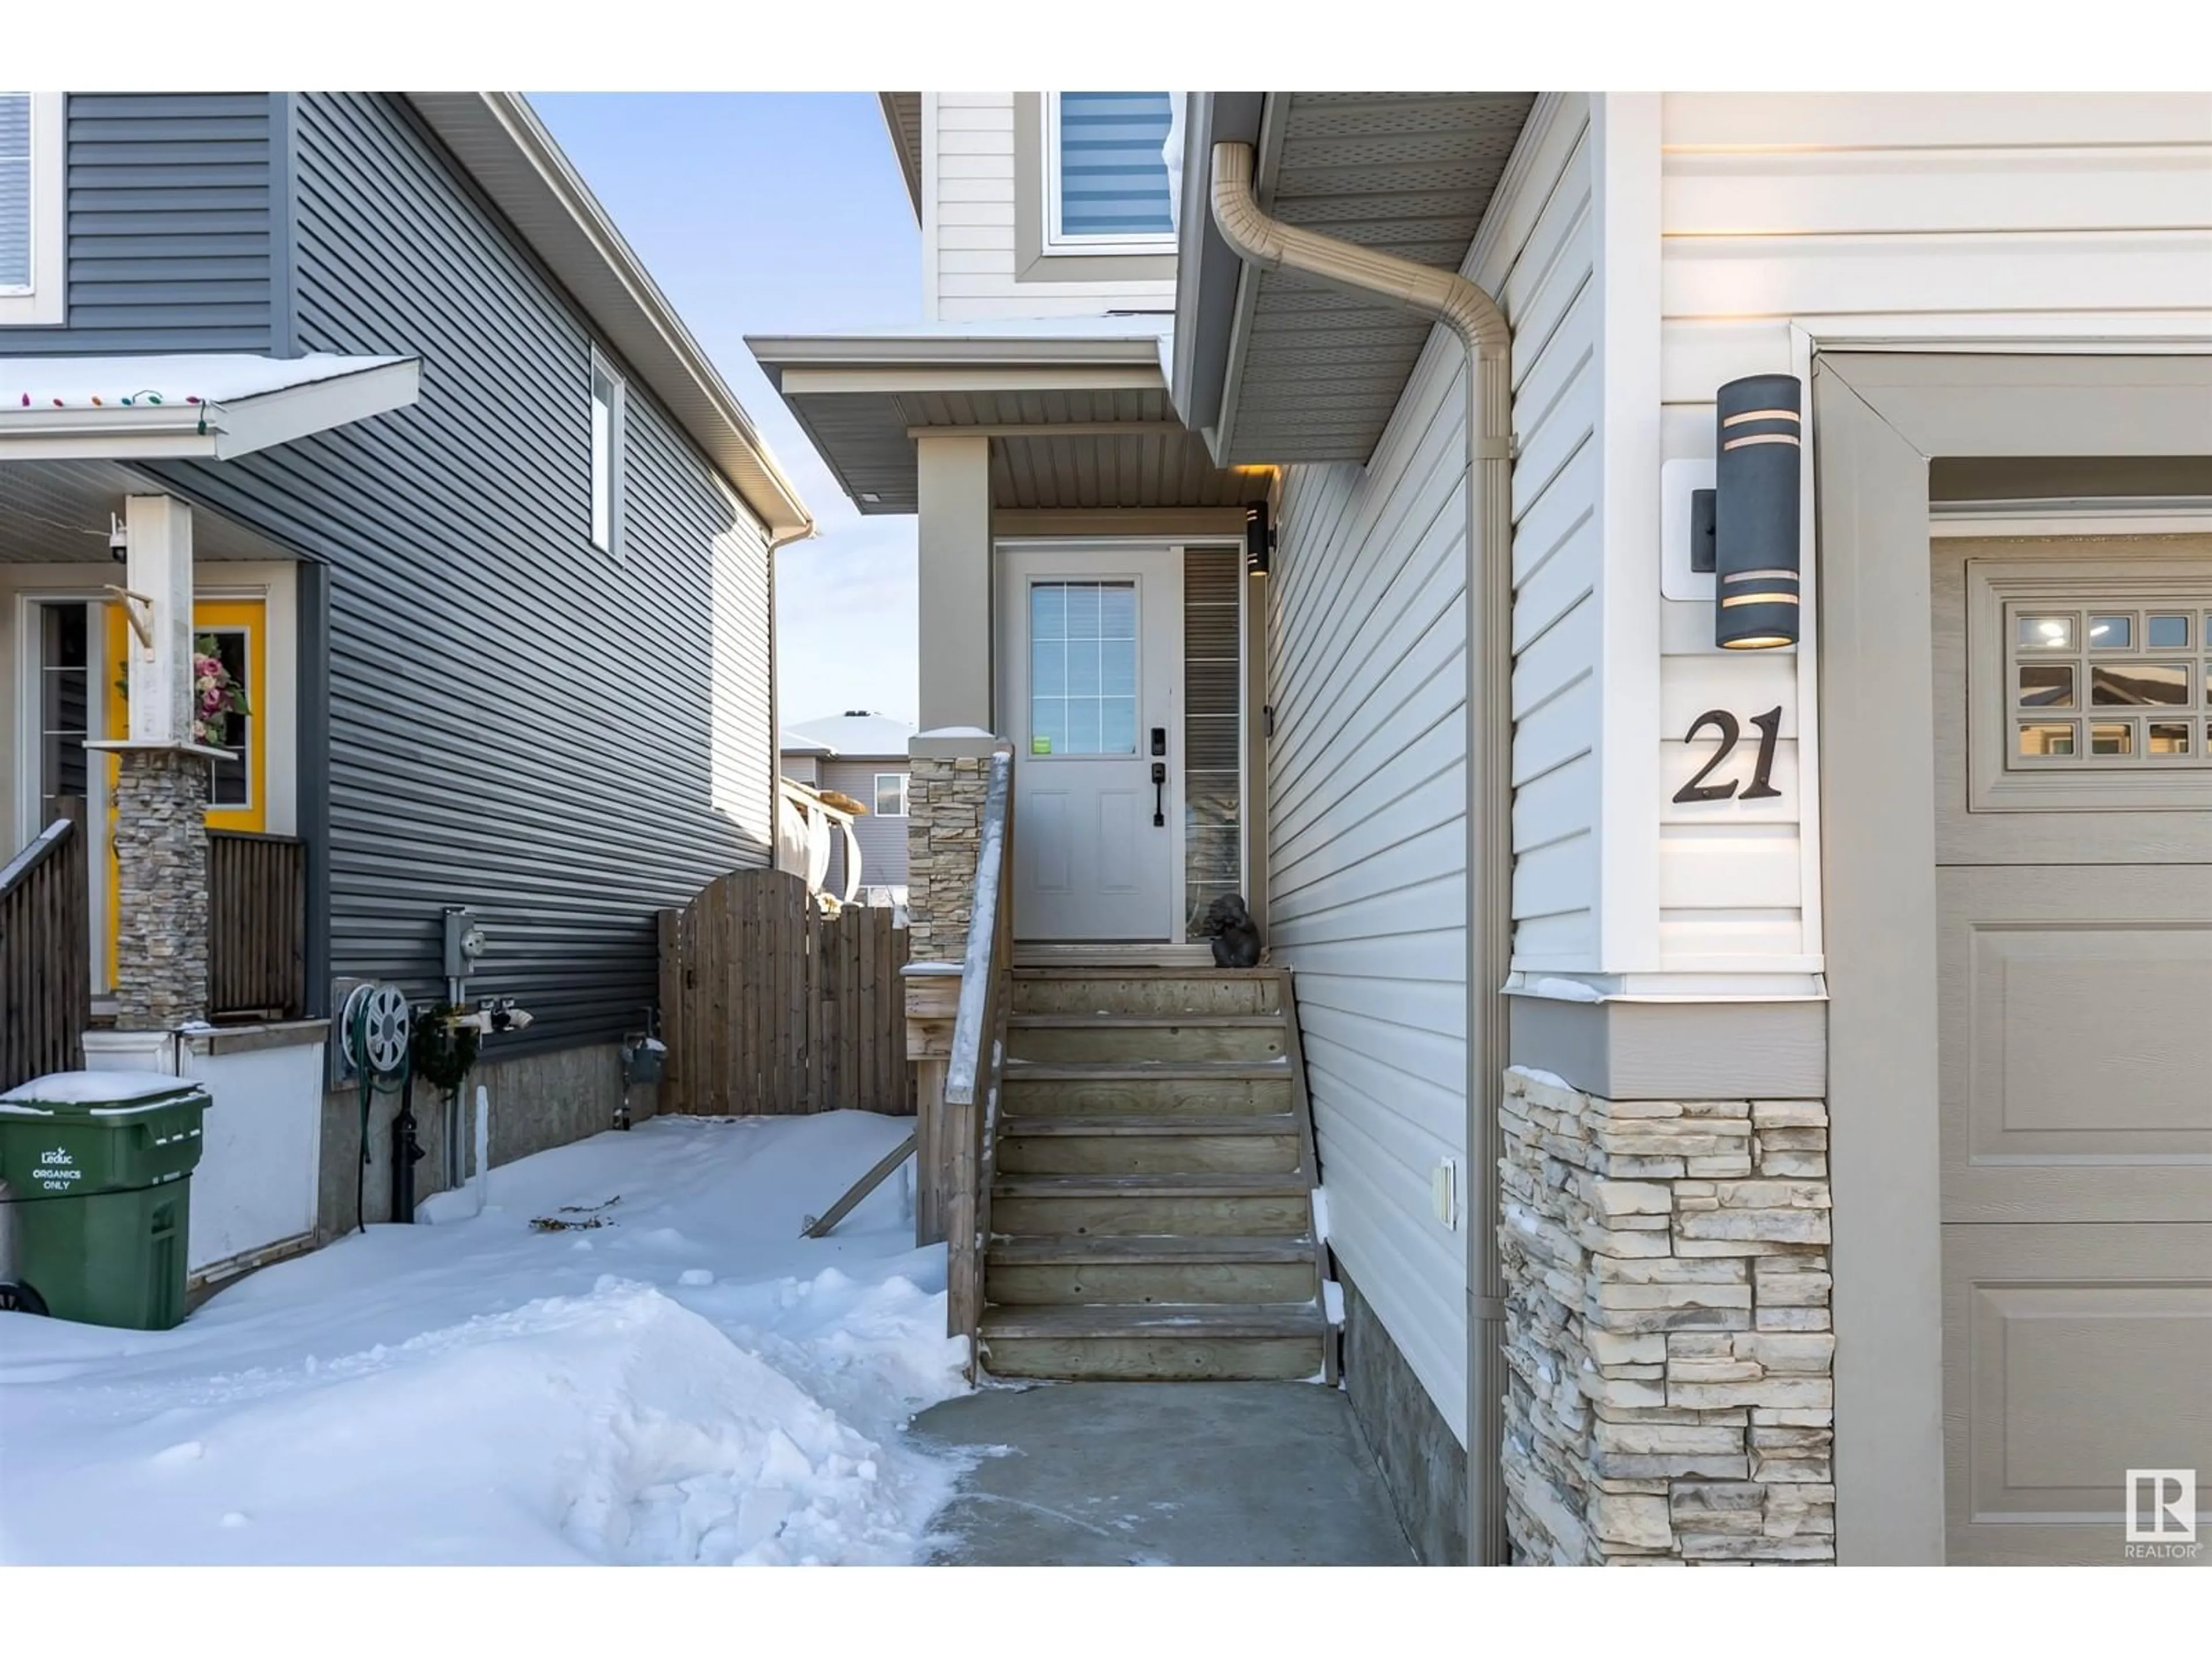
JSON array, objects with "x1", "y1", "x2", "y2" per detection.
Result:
[
  {"x1": 782, "y1": 713, "x2": 917, "y2": 758},
  {"x1": 0, "y1": 353, "x2": 410, "y2": 409},
  {"x1": 778, "y1": 729, "x2": 836, "y2": 756}
]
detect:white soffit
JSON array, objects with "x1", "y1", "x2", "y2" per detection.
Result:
[
  {"x1": 749, "y1": 329, "x2": 1247, "y2": 516},
  {"x1": 0, "y1": 354, "x2": 421, "y2": 461},
  {"x1": 1220, "y1": 91, "x2": 1536, "y2": 466}
]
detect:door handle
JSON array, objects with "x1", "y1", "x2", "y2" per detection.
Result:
[{"x1": 1150, "y1": 761, "x2": 1166, "y2": 828}]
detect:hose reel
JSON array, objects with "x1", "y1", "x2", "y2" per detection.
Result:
[{"x1": 341, "y1": 983, "x2": 415, "y2": 1233}]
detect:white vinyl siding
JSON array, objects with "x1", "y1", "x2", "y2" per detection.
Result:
[
  {"x1": 1652, "y1": 92, "x2": 2212, "y2": 971},
  {"x1": 1265, "y1": 94, "x2": 1596, "y2": 1443},
  {"x1": 923, "y1": 92, "x2": 1177, "y2": 322}
]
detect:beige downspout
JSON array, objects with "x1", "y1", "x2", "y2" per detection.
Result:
[{"x1": 1211, "y1": 140, "x2": 1514, "y2": 1567}]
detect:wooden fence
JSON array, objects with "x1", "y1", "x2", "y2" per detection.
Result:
[
  {"x1": 209, "y1": 830, "x2": 307, "y2": 1020},
  {"x1": 657, "y1": 869, "x2": 913, "y2": 1117},
  {"x1": 1, "y1": 798, "x2": 89, "y2": 1093}
]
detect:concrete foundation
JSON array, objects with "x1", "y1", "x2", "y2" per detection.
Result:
[
  {"x1": 910, "y1": 1381, "x2": 1415, "y2": 1566},
  {"x1": 317, "y1": 1039, "x2": 658, "y2": 1238},
  {"x1": 1337, "y1": 1259, "x2": 1469, "y2": 1565}
]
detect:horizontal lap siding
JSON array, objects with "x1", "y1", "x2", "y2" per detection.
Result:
[
  {"x1": 819, "y1": 759, "x2": 910, "y2": 888},
  {"x1": 1656, "y1": 92, "x2": 2212, "y2": 968},
  {"x1": 928, "y1": 92, "x2": 1177, "y2": 321},
  {"x1": 1267, "y1": 96, "x2": 1596, "y2": 1442},
  {"x1": 153, "y1": 93, "x2": 772, "y2": 1050},
  {"x1": 11, "y1": 92, "x2": 274, "y2": 353}
]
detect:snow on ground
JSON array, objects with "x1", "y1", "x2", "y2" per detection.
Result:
[{"x1": 0, "y1": 1111, "x2": 971, "y2": 1566}]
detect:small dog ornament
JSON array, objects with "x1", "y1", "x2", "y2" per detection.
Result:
[{"x1": 1200, "y1": 893, "x2": 1263, "y2": 968}]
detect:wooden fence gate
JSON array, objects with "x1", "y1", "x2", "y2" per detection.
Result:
[{"x1": 657, "y1": 869, "x2": 914, "y2": 1117}]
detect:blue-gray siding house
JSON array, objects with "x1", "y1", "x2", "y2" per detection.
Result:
[{"x1": 1, "y1": 92, "x2": 811, "y2": 1247}]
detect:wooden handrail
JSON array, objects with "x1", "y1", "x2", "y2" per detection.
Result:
[
  {"x1": 2, "y1": 798, "x2": 89, "y2": 1093},
  {"x1": 0, "y1": 815, "x2": 76, "y2": 897},
  {"x1": 941, "y1": 746, "x2": 1016, "y2": 1374}
]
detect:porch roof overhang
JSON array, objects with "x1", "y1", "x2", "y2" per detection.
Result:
[
  {"x1": 0, "y1": 354, "x2": 421, "y2": 462},
  {"x1": 1172, "y1": 91, "x2": 1539, "y2": 468},
  {"x1": 747, "y1": 323, "x2": 1258, "y2": 517}
]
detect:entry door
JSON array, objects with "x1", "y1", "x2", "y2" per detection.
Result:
[
  {"x1": 997, "y1": 546, "x2": 1181, "y2": 941},
  {"x1": 101, "y1": 597, "x2": 267, "y2": 984},
  {"x1": 1932, "y1": 538, "x2": 2212, "y2": 1565}
]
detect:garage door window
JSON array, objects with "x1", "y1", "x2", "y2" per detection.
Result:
[{"x1": 2008, "y1": 603, "x2": 2210, "y2": 770}]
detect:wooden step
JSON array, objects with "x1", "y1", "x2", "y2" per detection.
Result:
[
  {"x1": 1013, "y1": 968, "x2": 1283, "y2": 1018},
  {"x1": 1001, "y1": 1060, "x2": 1294, "y2": 1117},
  {"x1": 990, "y1": 1172, "x2": 1314, "y2": 1238},
  {"x1": 986, "y1": 1234, "x2": 1319, "y2": 1306},
  {"x1": 979, "y1": 1301, "x2": 1330, "y2": 1381},
  {"x1": 997, "y1": 1113, "x2": 1302, "y2": 1175},
  {"x1": 1006, "y1": 1014, "x2": 1287, "y2": 1065}
]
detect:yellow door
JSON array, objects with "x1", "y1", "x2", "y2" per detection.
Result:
[{"x1": 101, "y1": 598, "x2": 267, "y2": 984}]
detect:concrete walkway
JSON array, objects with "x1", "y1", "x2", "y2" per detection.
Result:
[{"x1": 908, "y1": 1380, "x2": 1416, "y2": 1566}]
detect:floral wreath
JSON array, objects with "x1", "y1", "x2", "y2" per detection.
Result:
[{"x1": 113, "y1": 632, "x2": 251, "y2": 749}]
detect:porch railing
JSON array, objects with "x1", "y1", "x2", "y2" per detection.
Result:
[
  {"x1": 941, "y1": 747, "x2": 1016, "y2": 1374},
  {"x1": 209, "y1": 830, "x2": 306, "y2": 1021},
  {"x1": 1, "y1": 798, "x2": 89, "y2": 1092}
]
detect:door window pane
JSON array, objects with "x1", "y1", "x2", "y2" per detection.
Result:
[
  {"x1": 37, "y1": 601, "x2": 89, "y2": 823},
  {"x1": 200, "y1": 628, "x2": 251, "y2": 807},
  {"x1": 1031, "y1": 581, "x2": 1139, "y2": 756},
  {"x1": 2018, "y1": 721, "x2": 2077, "y2": 758},
  {"x1": 2087, "y1": 614, "x2": 2131, "y2": 649},
  {"x1": 2146, "y1": 613, "x2": 2191, "y2": 649}
]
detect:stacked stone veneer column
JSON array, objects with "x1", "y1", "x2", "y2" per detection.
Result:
[
  {"x1": 112, "y1": 748, "x2": 212, "y2": 1029},
  {"x1": 906, "y1": 754, "x2": 993, "y2": 964},
  {"x1": 1498, "y1": 1067, "x2": 1835, "y2": 1565}
]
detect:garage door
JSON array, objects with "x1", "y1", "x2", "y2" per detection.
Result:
[{"x1": 1933, "y1": 536, "x2": 2212, "y2": 1565}]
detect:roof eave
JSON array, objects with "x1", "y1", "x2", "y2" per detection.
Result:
[
  {"x1": 403, "y1": 92, "x2": 815, "y2": 543},
  {"x1": 1169, "y1": 92, "x2": 1266, "y2": 463},
  {"x1": 878, "y1": 93, "x2": 923, "y2": 224}
]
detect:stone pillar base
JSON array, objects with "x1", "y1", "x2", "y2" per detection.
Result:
[
  {"x1": 907, "y1": 751, "x2": 995, "y2": 965},
  {"x1": 112, "y1": 747, "x2": 212, "y2": 1030},
  {"x1": 1498, "y1": 1067, "x2": 1836, "y2": 1565}
]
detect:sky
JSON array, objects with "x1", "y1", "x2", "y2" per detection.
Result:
[{"x1": 531, "y1": 94, "x2": 923, "y2": 731}]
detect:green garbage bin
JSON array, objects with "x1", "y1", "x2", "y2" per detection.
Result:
[{"x1": 0, "y1": 1070, "x2": 209, "y2": 1331}]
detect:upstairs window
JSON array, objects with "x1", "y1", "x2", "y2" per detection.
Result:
[
  {"x1": 1045, "y1": 92, "x2": 1177, "y2": 253},
  {"x1": 1, "y1": 92, "x2": 64, "y2": 324},
  {"x1": 589, "y1": 349, "x2": 626, "y2": 558},
  {"x1": 874, "y1": 772, "x2": 907, "y2": 818}
]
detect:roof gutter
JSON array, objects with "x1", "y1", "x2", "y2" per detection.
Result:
[{"x1": 1211, "y1": 139, "x2": 1514, "y2": 1568}]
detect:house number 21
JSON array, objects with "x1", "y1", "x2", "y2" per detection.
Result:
[{"x1": 1672, "y1": 706, "x2": 1785, "y2": 804}]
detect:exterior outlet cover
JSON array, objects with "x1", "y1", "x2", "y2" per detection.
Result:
[{"x1": 1434, "y1": 1158, "x2": 1458, "y2": 1230}]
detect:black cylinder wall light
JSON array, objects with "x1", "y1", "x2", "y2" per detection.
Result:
[{"x1": 1711, "y1": 373, "x2": 1802, "y2": 650}]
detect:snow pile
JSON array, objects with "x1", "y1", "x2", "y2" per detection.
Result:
[{"x1": 0, "y1": 1112, "x2": 970, "y2": 1565}]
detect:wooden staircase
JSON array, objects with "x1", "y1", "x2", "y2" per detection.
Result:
[{"x1": 975, "y1": 965, "x2": 1337, "y2": 1382}]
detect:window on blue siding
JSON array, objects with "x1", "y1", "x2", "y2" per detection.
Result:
[
  {"x1": 874, "y1": 772, "x2": 907, "y2": 818},
  {"x1": 590, "y1": 350, "x2": 625, "y2": 559},
  {"x1": 1047, "y1": 92, "x2": 1176, "y2": 251},
  {"x1": 1, "y1": 93, "x2": 33, "y2": 291}
]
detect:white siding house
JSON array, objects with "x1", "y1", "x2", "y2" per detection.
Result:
[{"x1": 1266, "y1": 93, "x2": 1597, "y2": 1441}]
